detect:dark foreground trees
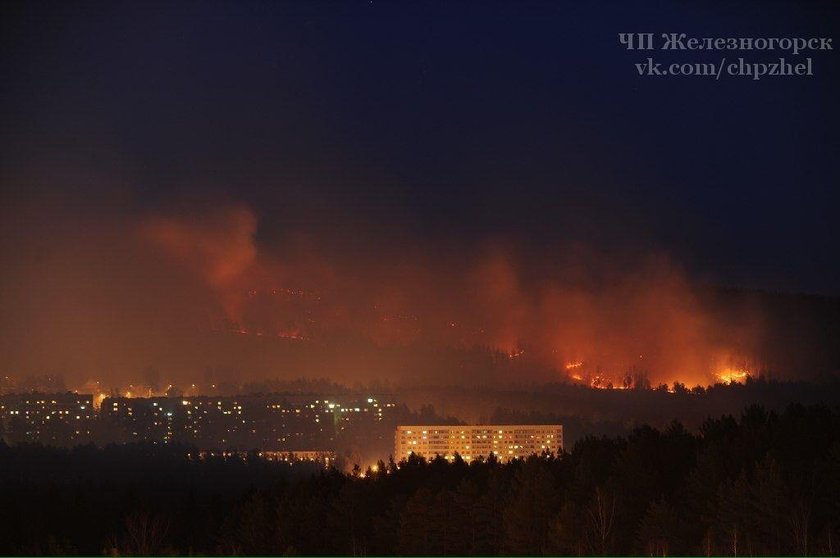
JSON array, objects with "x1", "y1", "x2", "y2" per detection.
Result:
[{"x1": 1, "y1": 404, "x2": 839, "y2": 556}]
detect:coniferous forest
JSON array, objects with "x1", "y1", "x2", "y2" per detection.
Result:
[{"x1": 1, "y1": 404, "x2": 839, "y2": 556}]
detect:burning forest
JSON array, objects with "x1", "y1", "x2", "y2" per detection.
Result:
[{"x1": 2, "y1": 203, "x2": 829, "y2": 394}]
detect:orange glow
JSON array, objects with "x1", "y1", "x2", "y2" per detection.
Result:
[
  {"x1": 94, "y1": 392, "x2": 107, "y2": 410},
  {"x1": 8, "y1": 205, "x2": 767, "y2": 390},
  {"x1": 715, "y1": 368, "x2": 750, "y2": 384},
  {"x1": 589, "y1": 379, "x2": 628, "y2": 390}
]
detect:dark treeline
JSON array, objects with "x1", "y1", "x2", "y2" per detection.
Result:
[
  {"x1": 405, "y1": 376, "x2": 840, "y2": 446},
  {"x1": 2, "y1": 404, "x2": 840, "y2": 556}
]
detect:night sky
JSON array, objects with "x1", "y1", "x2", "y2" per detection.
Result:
[{"x1": 2, "y1": 1, "x2": 839, "y2": 292}]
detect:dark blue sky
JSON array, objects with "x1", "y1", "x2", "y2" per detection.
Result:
[{"x1": 2, "y1": 0, "x2": 838, "y2": 293}]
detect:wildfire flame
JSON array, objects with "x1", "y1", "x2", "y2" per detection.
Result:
[
  {"x1": 94, "y1": 392, "x2": 107, "y2": 410},
  {"x1": 714, "y1": 368, "x2": 750, "y2": 384}
]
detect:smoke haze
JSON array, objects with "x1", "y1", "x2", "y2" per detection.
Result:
[{"x1": 0, "y1": 187, "x2": 779, "y2": 390}]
